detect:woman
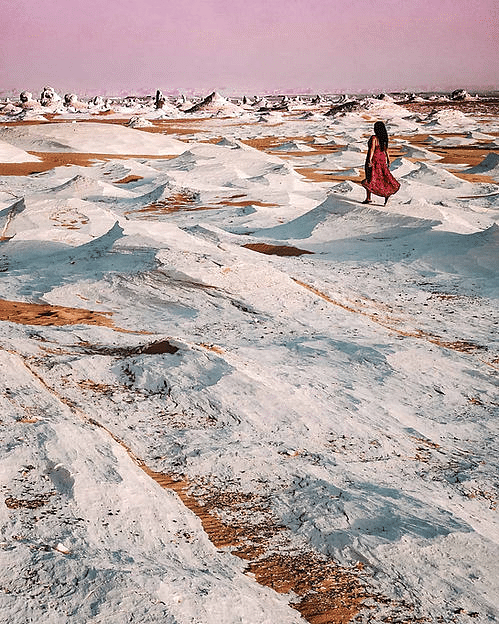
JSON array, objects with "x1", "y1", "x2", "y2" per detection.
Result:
[{"x1": 362, "y1": 121, "x2": 400, "y2": 205}]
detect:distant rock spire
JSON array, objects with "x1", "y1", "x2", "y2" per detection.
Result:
[{"x1": 155, "y1": 90, "x2": 166, "y2": 109}]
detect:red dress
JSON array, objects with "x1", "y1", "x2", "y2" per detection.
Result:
[{"x1": 362, "y1": 136, "x2": 400, "y2": 198}]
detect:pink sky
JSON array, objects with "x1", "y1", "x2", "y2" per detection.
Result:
[{"x1": 1, "y1": 0, "x2": 497, "y2": 96}]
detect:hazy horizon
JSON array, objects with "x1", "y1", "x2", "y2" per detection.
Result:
[{"x1": 1, "y1": 86, "x2": 498, "y2": 101}]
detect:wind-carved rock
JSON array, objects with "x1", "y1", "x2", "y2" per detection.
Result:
[
  {"x1": 64, "y1": 93, "x2": 78, "y2": 106},
  {"x1": 155, "y1": 90, "x2": 166, "y2": 109},
  {"x1": 18, "y1": 91, "x2": 40, "y2": 110},
  {"x1": 40, "y1": 86, "x2": 61, "y2": 107},
  {"x1": 64, "y1": 93, "x2": 88, "y2": 111},
  {"x1": 127, "y1": 115, "x2": 153, "y2": 128},
  {"x1": 451, "y1": 89, "x2": 472, "y2": 101}
]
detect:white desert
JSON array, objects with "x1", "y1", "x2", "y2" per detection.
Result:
[{"x1": 0, "y1": 88, "x2": 498, "y2": 624}]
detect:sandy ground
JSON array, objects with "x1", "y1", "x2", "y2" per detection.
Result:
[
  {"x1": 0, "y1": 299, "x2": 114, "y2": 328},
  {"x1": 0, "y1": 152, "x2": 176, "y2": 176}
]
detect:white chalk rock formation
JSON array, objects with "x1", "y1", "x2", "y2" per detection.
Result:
[
  {"x1": 40, "y1": 86, "x2": 62, "y2": 107},
  {"x1": 155, "y1": 90, "x2": 166, "y2": 109},
  {"x1": 451, "y1": 89, "x2": 473, "y2": 101},
  {"x1": 127, "y1": 115, "x2": 153, "y2": 128},
  {"x1": 185, "y1": 91, "x2": 245, "y2": 117},
  {"x1": 64, "y1": 93, "x2": 88, "y2": 111},
  {"x1": 19, "y1": 91, "x2": 41, "y2": 110},
  {"x1": 0, "y1": 103, "x2": 22, "y2": 115}
]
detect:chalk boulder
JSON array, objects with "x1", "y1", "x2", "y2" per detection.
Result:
[
  {"x1": 64, "y1": 93, "x2": 88, "y2": 111},
  {"x1": 127, "y1": 115, "x2": 153, "y2": 128},
  {"x1": 19, "y1": 91, "x2": 41, "y2": 110},
  {"x1": 40, "y1": 86, "x2": 62, "y2": 107},
  {"x1": 451, "y1": 89, "x2": 472, "y2": 101}
]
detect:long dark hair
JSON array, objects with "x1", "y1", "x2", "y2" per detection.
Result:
[{"x1": 374, "y1": 121, "x2": 389, "y2": 151}]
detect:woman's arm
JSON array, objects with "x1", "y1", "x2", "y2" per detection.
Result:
[{"x1": 366, "y1": 135, "x2": 377, "y2": 166}]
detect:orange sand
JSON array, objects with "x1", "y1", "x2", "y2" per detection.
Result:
[
  {"x1": 0, "y1": 151, "x2": 176, "y2": 177},
  {"x1": 243, "y1": 243, "x2": 314, "y2": 256},
  {"x1": 143, "y1": 468, "x2": 371, "y2": 624},
  {"x1": 0, "y1": 299, "x2": 114, "y2": 328}
]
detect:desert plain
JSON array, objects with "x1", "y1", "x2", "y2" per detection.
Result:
[{"x1": 0, "y1": 90, "x2": 498, "y2": 623}]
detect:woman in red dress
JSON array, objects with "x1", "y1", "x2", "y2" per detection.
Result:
[{"x1": 362, "y1": 121, "x2": 400, "y2": 205}]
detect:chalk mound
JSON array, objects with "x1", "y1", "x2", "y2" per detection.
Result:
[
  {"x1": 325, "y1": 100, "x2": 360, "y2": 116},
  {"x1": 426, "y1": 135, "x2": 475, "y2": 147},
  {"x1": 110, "y1": 182, "x2": 178, "y2": 209},
  {"x1": 127, "y1": 115, "x2": 154, "y2": 128},
  {"x1": 389, "y1": 157, "x2": 421, "y2": 177},
  {"x1": 399, "y1": 144, "x2": 442, "y2": 160},
  {"x1": 402, "y1": 162, "x2": 467, "y2": 189},
  {"x1": 0, "y1": 94, "x2": 45, "y2": 120},
  {"x1": 90, "y1": 96, "x2": 105, "y2": 108},
  {"x1": 270, "y1": 141, "x2": 315, "y2": 152},
  {"x1": 19, "y1": 92, "x2": 43, "y2": 111},
  {"x1": 313, "y1": 145, "x2": 364, "y2": 170},
  {"x1": 425, "y1": 108, "x2": 473, "y2": 128},
  {"x1": 253, "y1": 195, "x2": 439, "y2": 243},
  {"x1": 1, "y1": 101, "x2": 21, "y2": 114},
  {"x1": 257, "y1": 112, "x2": 284, "y2": 123},
  {"x1": 45, "y1": 174, "x2": 134, "y2": 199},
  {"x1": 0, "y1": 123, "x2": 187, "y2": 155},
  {"x1": 175, "y1": 94, "x2": 195, "y2": 111},
  {"x1": 185, "y1": 92, "x2": 245, "y2": 117},
  {"x1": 63, "y1": 93, "x2": 88, "y2": 111},
  {"x1": 464, "y1": 152, "x2": 499, "y2": 179},
  {"x1": 329, "y1": 180, "x2": 358, "y2": 194},
  {"x1": 420, "y1": 223, "x2": 499, "y2": 277},
  {"x1": 299, "y1": 111, "x2": 324, "y2": 120},
  {"x1": 151, "y1": 102, "x2": 185, "y2": 118},
  {"x1": 216, "y1": 138, "x2": 240, "y2": 148},
  {"x1": 465, "y1": 130, "x2": 495, "y2": 141},
  {"x1": 40, "y1": 86, "x2": 63, "y2": 110},
  {"x1": 361, "y1": 98, "x2": 413, "y2": 119},
  {"x1": 0, "y1": 139, "x2": 41, "y2": 164},
  {"x1": 450, "y1": 89, "x2": 474, "y2": 101}
]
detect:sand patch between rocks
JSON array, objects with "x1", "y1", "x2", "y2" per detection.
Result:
[
  {"x1": 243, "y1": 243, "x2": 314, "y2": 257},
  {"x1": 0, "y1": 152, "x2": 177, "y2": 176},
  {"x1": 0, "y1": 299, "x2": 114, "y2": 328}
]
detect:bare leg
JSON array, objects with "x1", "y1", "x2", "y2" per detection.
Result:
[{"x1": 363, "y1": 190, "x2": 372, "y2": 204}]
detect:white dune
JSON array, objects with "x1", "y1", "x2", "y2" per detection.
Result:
[
  {"x1": 0, "y1": 122, "x2": 188, "y2": 155},
  {"x1": 402, "y1": 161, "x2": 469, "y2": 188},
  {"x1": 0, "y1": 138, "x2": 41, "y2": 163},
  {"x1": 465, "y1": 152, "x2": 499, "y2": 179}
]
